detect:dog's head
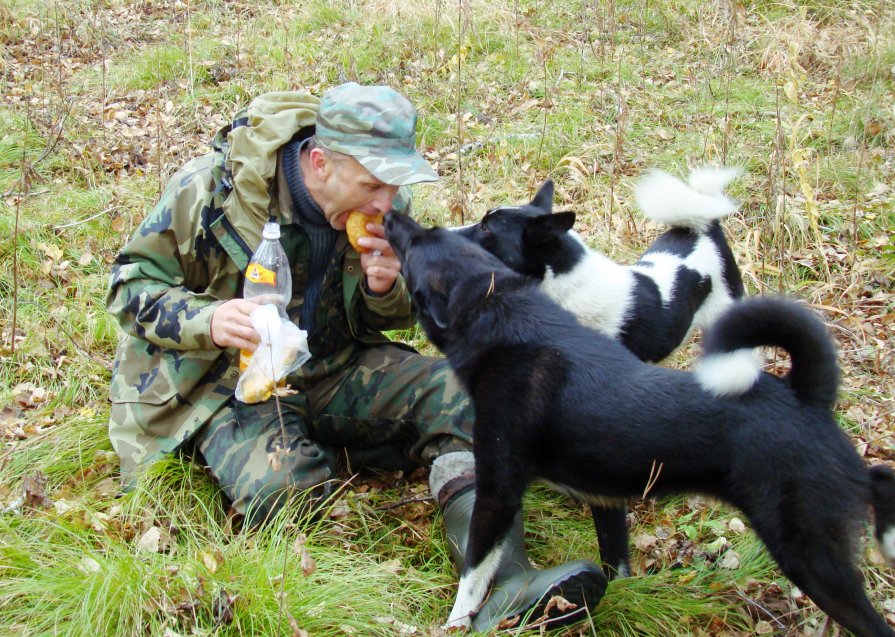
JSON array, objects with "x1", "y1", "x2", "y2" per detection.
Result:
[
  {"x1": 455, "y1": 179, "x2": 576, "y2": 278},
  {"x1": 385, "y1": 211, "x2": 510, "y2": 349}
]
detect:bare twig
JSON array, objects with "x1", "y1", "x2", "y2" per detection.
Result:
[
  {"x1": 0, "y1": 97, "x2": 76, "y2": 201},
  {"x1": 734, "y1": 589, "x2": 789, "y2": 629},
  {"x1": 155, "y1": 72, "x2": 165, "y2": 197},
  {"x1": 375, "y1": 496, "x2": 434, "y2": 512},
  {"x1": 52, "y1": 206, "x2": 120, "y2": 230},
  {"x1": 642, "y1": 460, "x2": 663, "y2": 499},
  {"x1": 48, "y1": 317, "x2": 94, "y2": 361},
  {"x1": 32, "y1": 99, "x2": 73, "y2": 167},
  {"x1": 186, "y1": 0, "x2": 195, "y2": 98},
  {"x1": 10, "y1": 167, "x2": 25, "y2": 357},
  {"x1": 455, "y1": 0, "x2": 465, "y2": 223},
  {"x1": 535, "y1": 43, "x2": 549, "y2": 174},
  {"x1": 720, "y1": 4, "x2": 737, "y2": 165}
]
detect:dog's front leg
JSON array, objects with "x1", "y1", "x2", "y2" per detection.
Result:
[
  {"x1": 446, "y1": 539, "x2": 508, "y2": 628},
  {"x1": 445, "y1": 454, "x2": 526, "y2": 628}
]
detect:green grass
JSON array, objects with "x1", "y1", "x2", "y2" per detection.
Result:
[{"x1": 1, "y1": 0, "x2": 893, "y2": 634}]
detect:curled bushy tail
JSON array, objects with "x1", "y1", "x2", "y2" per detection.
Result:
[
  {"x1": 695, "y1": 297, "x2": 839, "y2": 409},
  {"x1": 635, "y1": 167, "x2": 741, "y2": 232},
  {"x1": 870, "y1": 464, "x2": 895, "y2": 564}
]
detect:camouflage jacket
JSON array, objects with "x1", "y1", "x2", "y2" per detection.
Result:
[{"x1": 107, "y1": 91, "x2": 415, "y2": 484}]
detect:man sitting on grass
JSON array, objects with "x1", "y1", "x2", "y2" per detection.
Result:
[{"x1": 106, "y1": 81, "x2": 607, "y2": 630}]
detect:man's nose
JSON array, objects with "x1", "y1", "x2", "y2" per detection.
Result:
[{"x1": 372, "y1": 186, "x2": 399, "y2": 213}]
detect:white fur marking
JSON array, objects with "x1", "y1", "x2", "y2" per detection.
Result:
[
  {"x1": 446, "y1": 542, "x2": 507, "y2": 628},
  {"x1": 882, "y1": 527, "x2": 895, "y2": 562},
  {"x1": 685, "y1": 235, "x2": 736, "y2": 330},
  {"x1": 630, "y1": 252, "x2": 684, "y2": 304},
  {"x1": 695, "y1": 349, "x2": 763, "y2": 397},
  {"x1": 542, "y1": 236, "x2": 635, "y2": 337}
]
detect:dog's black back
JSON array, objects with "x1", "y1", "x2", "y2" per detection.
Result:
[{"x1": 386, "y1": 211, "x2": 895, "y2": 637}]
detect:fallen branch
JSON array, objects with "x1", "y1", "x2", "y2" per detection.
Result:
[{"x1": 52, "y1": 205, "x2": 119, "y2": 230}]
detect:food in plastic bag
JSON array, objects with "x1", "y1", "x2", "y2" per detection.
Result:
[{"x1": 235, "y1": 304, "x2": 311, "y2": 404}]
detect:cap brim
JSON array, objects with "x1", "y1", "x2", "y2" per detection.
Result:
[{"x1": 357, "y1": 152, "x2": 439, "y2": 186}]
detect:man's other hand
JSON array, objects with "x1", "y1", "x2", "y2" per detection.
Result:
[{"x1": 211, "y1": 299, "x2": 261, "y2": 350}]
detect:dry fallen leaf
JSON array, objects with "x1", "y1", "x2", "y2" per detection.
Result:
[
  {"x1": 542, "y1": 594, "x2": 577, "y2": 615},
  {"x1": 728, "y1": 517, "x2": 747, "y2": 534},
  {"x1": 719, "y1": 549, "x2": 740, "y2": 570},
  {"x1": 136, "y1": 526, "x2": 171, "y2": 554},
  {"x1": 293, "y1": 533, "x2": 317, "y2": 577},
  {"x1": 212, "y1": 590, "x2": 236, "y2": 626},
  {"x1": 634, "y1": 533, "x2": 658, "y2": 551},
  {"x1": 77, "y1": 556, "x2": 102, "y2": 574},
  {"x1": 203, "y1": 549, "x2": 222, "y2": 573},
  {"x1": 22, "y1": 471, "x2": 51, "y2": 510},
  {"x1": 286, "y1": 610, "x2": 309, "y2": 637},
  {"x1": 14, "y1": 383, "x2": 50, "y2": 409}
]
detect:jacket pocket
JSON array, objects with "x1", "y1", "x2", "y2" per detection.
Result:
[{"x1": 110, "y1": 336, "x2": 227, "y2": 405}]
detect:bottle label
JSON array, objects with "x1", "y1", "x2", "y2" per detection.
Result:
[{"x1": 246, "y1": 262, "x2": 276, "y2": 286}]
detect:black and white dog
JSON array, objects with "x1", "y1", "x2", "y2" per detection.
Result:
[
  {"x1": 385, "y1": 211, "x2": 895, "y2": 637},
  {"x1": 457, "y1": 168, "x2": 746, "y2": 577},
  {"x1": 456, "y1": 168, "x2": 744, "y2": 363}
]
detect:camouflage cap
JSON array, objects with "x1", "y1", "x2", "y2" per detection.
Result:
[{"x1": 316, "y1": 82, "x2": 438, "y2": 186}]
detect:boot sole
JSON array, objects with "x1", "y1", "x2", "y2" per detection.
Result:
[
  {"x1": 527, "y1": 568, "x2": 609, "y2": 628},
  {"x1": 472, "y1": 565, "x2": 609, "y2": 631}
]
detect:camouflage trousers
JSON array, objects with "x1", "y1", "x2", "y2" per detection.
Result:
[{"x1": 193, "y1": 344, "x2": 473, "y2": 526}]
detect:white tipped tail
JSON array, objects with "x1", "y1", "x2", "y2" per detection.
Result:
[
  {"x1": 695, "y1": 348, "x2": 764, "y2": 398},
  {"x1": 883, "y1": 527, "x2": 895, "y2": 563},
  {"x1": 635, "y1": 167, "x2": 742, "y2": 232}
]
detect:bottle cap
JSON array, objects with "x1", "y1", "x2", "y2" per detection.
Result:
[{"x1": 262, "y1": 222, "x2": 281, "y2": 240}]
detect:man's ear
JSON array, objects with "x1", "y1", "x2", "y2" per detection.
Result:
[
  {"x1": 523, "y1": 210, "x2": 576, "y2": 246},
  {"x1": 307, "y1": 147, "x2": 331, "y2": 180},
  {"x1": 529, "y1": 179, "x2": 555, "y2": 213}
]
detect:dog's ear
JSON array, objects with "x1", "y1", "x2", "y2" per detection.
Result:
[
  {"x1": 413, "y1": 290, "x2": 450, "y2": 330},
  {"x1": 523, "y1": 210, "x2": 576, "y2": 246},
  {"x1": 530, "y1": 179, "x2": 555, "y2": 213}
]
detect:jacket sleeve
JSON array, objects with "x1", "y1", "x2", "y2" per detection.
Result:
[
  {"x1": 106, "y1": 157, "x2": 226, "y2": 351},
  {"x1": 358, "y1": 273, "x2": 416, "y2": 331}
]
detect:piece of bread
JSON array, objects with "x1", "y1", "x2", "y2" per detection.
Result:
[{"x1": 346, "y1": 211, "x2": 384, "y2": 252}]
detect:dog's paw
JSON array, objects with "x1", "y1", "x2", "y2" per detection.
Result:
[{"x1": 444, "y1": 614, "x2": 472, "y2": 631}]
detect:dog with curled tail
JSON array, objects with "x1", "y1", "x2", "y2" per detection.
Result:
[{"x1": 386, "y1": 211, "x2": 895, "y2": 637}]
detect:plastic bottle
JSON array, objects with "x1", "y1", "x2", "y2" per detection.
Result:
[{"x1": 240, "y1": 221, "x2": 292, "y2": 372}]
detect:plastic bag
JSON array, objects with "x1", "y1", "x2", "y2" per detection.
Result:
[{"x1": 235, "y1": 304, "x2": 311, "y2": 404}]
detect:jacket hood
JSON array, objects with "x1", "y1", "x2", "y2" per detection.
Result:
[{"x1": 223, "y1": 91, "x2": 321, "y2": 252}]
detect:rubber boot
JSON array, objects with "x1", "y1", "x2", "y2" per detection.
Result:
[{"x1": 431, "y1": 453, "x2": 608, "y2": 631}]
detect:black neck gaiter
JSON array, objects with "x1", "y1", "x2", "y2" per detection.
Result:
[{"x1": 281, "y1": 139, "x2": 338, "y2": 336}]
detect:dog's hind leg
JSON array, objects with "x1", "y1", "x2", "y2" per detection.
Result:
[
  {"x1": 591, "y1": 504, "x2": 631, "y2": 578},
  {"x1": 870, "y1": 464, "x2": 895, "y2": 564},
  {"x1": 748, "y1": 511, "x2": 893, "y2": 637}
]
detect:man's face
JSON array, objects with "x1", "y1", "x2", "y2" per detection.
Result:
[{"x1": 315, "y1": 152, "x2": 399, "y2": 230}]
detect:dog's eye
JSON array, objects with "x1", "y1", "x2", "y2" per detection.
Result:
[{"x1": 479, "y1": 224, "x2": 490, "y2": 235}]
